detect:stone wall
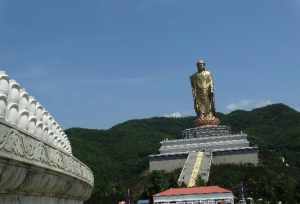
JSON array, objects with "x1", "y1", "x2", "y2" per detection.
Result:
[
  {"x1": 161, "y1": 134, "x2": 247, "y2": 146},
  {"x1": 0, "y1": 196, "x2": 84, "y2": 204},
  {"x1": 149, "y1": 154, "x2": 187, "y2": 172},
  {"x1": 212, "y1": 149, "x2": 259, "y2": 165},
  {"x1": 159, "y1": 139, "x2": 250, "y2": 154},
  {"x1": 0, "y1": 121, "x2": 93, "y2": 203},
  {"x1": 149, "y1": 148, "x2": 258, "y2": 173}
]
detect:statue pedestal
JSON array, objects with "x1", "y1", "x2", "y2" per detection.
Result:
[
  {"x1": 194, "y1": 116, "x2": 220, "y2": 127},
  {"x1": 182, "y1": 125, "x2": 231, "y2": 139}
]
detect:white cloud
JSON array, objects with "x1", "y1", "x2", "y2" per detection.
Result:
[
  {"x1": 226, "y1": 99, "x2": 272, "y2": 112},
  {"x1": 164, "y1": 112, "x2": 183, "y2": 118}
]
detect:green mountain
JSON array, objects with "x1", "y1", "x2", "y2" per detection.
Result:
[{"x1": 66, "y1": 103, "x2": 300, "y2": 203}]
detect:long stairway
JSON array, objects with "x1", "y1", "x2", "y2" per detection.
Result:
[
  {"x1": 177, "y1": 151, "x2": 212, "y2": 187},
  {"x1": 198, "y1": 151, "x2": 212, "y2": 183}
]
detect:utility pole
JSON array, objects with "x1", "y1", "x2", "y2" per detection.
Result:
[
  {"x1": 126, "y1": 188, "x2": 131, "y2": 204},
  {"x1": 239, "y1": 182, "x2": 246, "y2": 204}
]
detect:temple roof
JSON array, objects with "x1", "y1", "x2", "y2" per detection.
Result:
[{"x1": 154, "y1": 186, "x2": 232, "y2": 197}]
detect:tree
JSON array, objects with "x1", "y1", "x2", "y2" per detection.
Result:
[{"x1": 196, "y1": 177, "x2": 206, "y2": 186}]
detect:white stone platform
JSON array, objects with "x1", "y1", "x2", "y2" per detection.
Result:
[
  {"x1": 149, "y1": 125, "x2": 258, "y2": 186},
  {"x1": 0, "y1": 71, "x2": 94, "y2": 204}
]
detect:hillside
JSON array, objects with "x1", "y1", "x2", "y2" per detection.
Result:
[{"x1": 66, "y1": 103, "x2": 300, "y2": 203}]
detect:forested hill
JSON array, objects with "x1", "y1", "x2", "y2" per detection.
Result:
[{"x1": 66, "y1": 103, "x2": 300, "y2": 203}]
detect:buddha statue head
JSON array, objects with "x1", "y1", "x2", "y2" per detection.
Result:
[{"x1": 196, "y1": 59, "x2": 206, "y2": 72}]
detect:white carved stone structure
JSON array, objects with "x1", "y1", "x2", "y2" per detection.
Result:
[{"x1": 0, "y1": 71, "x2": 94, "y2": 204}]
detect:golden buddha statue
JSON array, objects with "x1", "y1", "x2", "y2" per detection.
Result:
[{"x1": 190, "y1": 59, "x2": 220, "y2": 126}]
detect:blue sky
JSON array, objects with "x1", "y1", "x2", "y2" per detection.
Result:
[{"x1": 1, "y1": 0, "x2": 300, "y2": 129}]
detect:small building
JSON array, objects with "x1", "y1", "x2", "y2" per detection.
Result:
[{"x1": 153, "y1": 186, "x2": 234, "y2": 204}]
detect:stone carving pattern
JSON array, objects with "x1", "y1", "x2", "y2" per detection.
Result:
[
  {"x1": 0, "y1": 71, "x2": 72, "y2": 154},
  {"x1": 0, "y1": 124, "x2": 94, "y2": 186}
]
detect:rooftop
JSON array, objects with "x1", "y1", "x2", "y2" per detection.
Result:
[{"x1": 154, "y1": 186, "x2": 232, "y2": 197}]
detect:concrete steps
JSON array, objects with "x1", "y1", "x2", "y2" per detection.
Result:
[
  {"x1": 199, "y1": 151, "x2": 212, "y2": 183},
  {"x1": 178, "y1": 151, "x2": 199, "y2": 187},
  {"x1": 177, "y1": 151, "x2": 212, "y2": 187}
]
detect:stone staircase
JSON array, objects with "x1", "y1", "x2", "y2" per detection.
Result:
[
  {"x1": 199, "y1": 151, "x2": 212, "y2": 183},
  {"x1": 177, "y1": 151, "x2": 212, "y2": 187},
  {"x1": 177, "y1": 151, "x2": 199, "y2": 187}
]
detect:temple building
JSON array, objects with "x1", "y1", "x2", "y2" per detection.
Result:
[{"x1": 153, "y1": 186, "x2": 234, "y2": 204}]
